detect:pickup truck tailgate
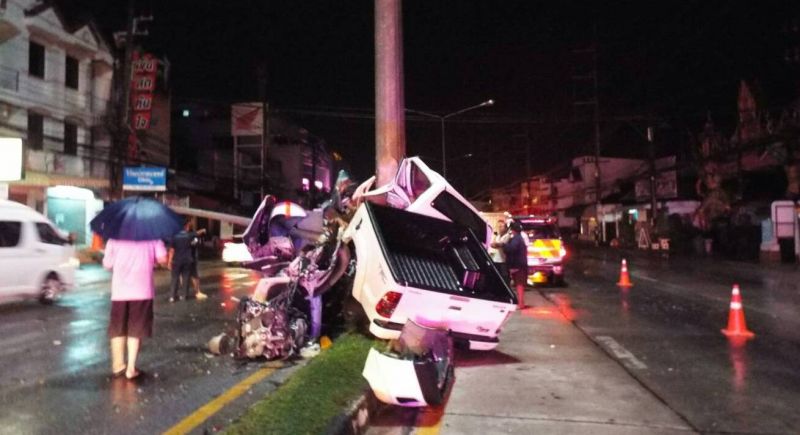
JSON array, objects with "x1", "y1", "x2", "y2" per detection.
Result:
[{"x1": 392, "y1": 288, "x2": 514, "y2": 337}]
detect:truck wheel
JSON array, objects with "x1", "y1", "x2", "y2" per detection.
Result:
[{"x1": 39, "y1": 274, "x2": 63, "y2": 304}]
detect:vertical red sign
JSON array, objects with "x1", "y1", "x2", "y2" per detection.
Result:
[{"x1": 128, "y1": 51, "x2": 158, "y2": 160}]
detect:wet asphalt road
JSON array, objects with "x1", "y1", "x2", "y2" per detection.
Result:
[
  {"x1": 548, "y1": 246, "x2": 800, "y2": 434},
  {"x1": 0, "y1": 262, "x2": 294, "y2": 435},
  {"x1": 3, "y1": 250, "x2": 800, "y2": 434}
]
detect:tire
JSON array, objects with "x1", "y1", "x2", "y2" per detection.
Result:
[{"x1": 39, "y1": 274, "x2": 63, "y2": 304}]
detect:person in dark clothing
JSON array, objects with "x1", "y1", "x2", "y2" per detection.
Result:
[
  {"x1": 503, "y1": 222, "x2": 528, "y2": 310},
  {"x1": 168, "y1": 221, "x2": 200, "y2": 302},
  {"x1": 189, "y1": 227, "x2": 208, "y2": 300}
]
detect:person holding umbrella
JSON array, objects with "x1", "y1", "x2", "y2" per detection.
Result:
[{"x1": 91, "y1": 197, "x2": 182, "y2": 380}]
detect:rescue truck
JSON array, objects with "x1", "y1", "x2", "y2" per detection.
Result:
[{"x1": 512, "y1": 215, "x2": 567, "y2": 286}]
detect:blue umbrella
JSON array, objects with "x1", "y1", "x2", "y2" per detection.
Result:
[{"x1": 90, "y1": 196, "x2": 182, "y2": 241}]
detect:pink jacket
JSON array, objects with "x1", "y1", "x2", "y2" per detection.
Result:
[{"x1": 103, "y1": 239, "x2": 167, "y2": 301}]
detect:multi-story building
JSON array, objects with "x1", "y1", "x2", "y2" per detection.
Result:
[
  {"x1": 1, "y1": 0, "x2": 113, "y2": 244},
  {"x1": 171, "y1": 100, "x2": 337, "y2": 210}
]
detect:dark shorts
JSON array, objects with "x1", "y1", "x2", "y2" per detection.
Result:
[
  {"x1": 190, "y1": 261, "x2": 199, "y2": 278},
  {"x1": 108, "y1": 299, "x2": 154, "y2": 338},
  {"x1": 509, "y1": 268, "x2": 527, "y2": 286}
]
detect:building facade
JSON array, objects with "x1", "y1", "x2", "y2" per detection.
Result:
[{"x1": 0, "y1": 0, "x2": 114, "y2": 244}]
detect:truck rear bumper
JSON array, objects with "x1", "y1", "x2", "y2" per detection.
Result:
[{"x1": 372, "y1": 319, "x2": 500, "y2": 350}]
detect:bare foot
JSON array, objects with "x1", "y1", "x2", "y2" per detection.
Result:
[
  {"x1": 125, "y1": 369, "x2": 144, "y2": 380},
  {"x1": 112, "y1": 365, "x2": 126, "y2": 377}
]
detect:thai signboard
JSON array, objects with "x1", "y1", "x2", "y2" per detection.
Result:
[
  {"x1": 123, "y1": 166, "x2": 167, "y2": 192},
  {"x1": 231, "y1": 103, "x2": 263, "y2": 136},
  {"x1": 131, "y1": 52, "x2": 157, "y2": 130},
  {"x1": 128, "y1": 52, "x2": 158, "y2": 159},
  {"x1": 635, "y1": 170, "x2": 678, "y2": 201},
  {"x1": 0, "y1": 137, "x2": 23, "y2": 181}
]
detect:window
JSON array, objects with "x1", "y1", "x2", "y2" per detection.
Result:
[
  {"x1": 431, "y1": 191, "x2": 488, "y2": 245},
  {"x1": 64, "y1": 122, "x2": 78, "y2": 155},
  {"x1": 409, "y1": 162, "x2": 431, "y2": 201},
  {"x1": 65, "y1": 55, "x2": 79, "y2": 89},
  {"x1": 29, "y1": 41, "x2": 45, "y2": 79},
  {"x1": 519, "y1": 222, "x2": 560, "y2": 240},
  {"x1": 27, "y1": 112, "x2": 44, "y2": 150},
  {"x1": 35, "y1": 223, "x2": 67, "y2": 245},
  {"x1": 0, "y1": 221, "x2": 22, "y2": 248}
]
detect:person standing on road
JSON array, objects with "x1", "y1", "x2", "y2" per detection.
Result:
[
  {"x1": 489, "y1": 219, "x2": 511, "y2": 283},
  {"x1": 189, "y1": 227, "x2": 208, "y2": 300},
  {"x1": 168, "y1": 220, "x2": 200, "y2": 302},
  {"x1": 503, "y1": 221, "x2": 528, "y2": 310},
  {"x1": 103, "y1": 238, "x2": 167, "y2": 380}
]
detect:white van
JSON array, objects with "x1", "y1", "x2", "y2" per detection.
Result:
[{"x1": 0, "y1": 200, "x2": 78, "y2": 303}]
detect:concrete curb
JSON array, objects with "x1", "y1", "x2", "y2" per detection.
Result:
[{"x1": 325, "y1": 389, "x2": 385, "y2": 435}]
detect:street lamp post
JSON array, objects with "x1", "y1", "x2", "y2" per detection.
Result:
[{"x1": 407, "y1": 99, "x2": 494, "y2": 178}]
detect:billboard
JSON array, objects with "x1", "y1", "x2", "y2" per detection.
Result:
[
  {"x1": 129, "y1": 52, "x2": 158, "y2": 160},
  {"x1": 231, "y1": 103, "x2": 263, "y2": 136},
  {"x1": 123, "y1": 166, "x2": 167, "y2": 191},
  {"x1": 635, "y1": 171, "x2": 678, "y2": 201},
  {"x1": 0, "y1": 137, "x2": 23, "y2": 181}
]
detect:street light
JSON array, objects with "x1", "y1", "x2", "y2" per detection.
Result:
[{"x1": 406, "y1": 99, "x2": 494, "y2": 178}]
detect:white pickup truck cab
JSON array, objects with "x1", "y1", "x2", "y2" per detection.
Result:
[{"x1": 343, "y1": 157, "x2": 517, "y2": 350}]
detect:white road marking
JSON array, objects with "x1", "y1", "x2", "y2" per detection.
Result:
[
  {"x1": 595, "y1": 336, "x2": 648, "y2": 370},
  {"x1": 634, "y1": 274, "x2": 659, "y2": 283}
]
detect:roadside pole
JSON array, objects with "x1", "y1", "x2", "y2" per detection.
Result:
[
  {"x1": 648, "y1": 126, "x2": 656, "y2": 227},
  {"x1": 110, "y1": 0, "x2": 136, "y2": 198},
  {"x1": 374, "y1": 0, "x2": 406, "y2": 186}
]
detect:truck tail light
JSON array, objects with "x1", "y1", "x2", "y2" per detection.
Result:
[{"x1": 375, "y1": 291, "x2": 402, "y2": 318}]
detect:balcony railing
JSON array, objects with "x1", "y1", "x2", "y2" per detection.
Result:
[
  {"x1": 0, "y1": 64, "x2": 108, "y2": 117},
  {"x1": 26, "y1": 147, "x2": 110, "y2": 181},
  {"x1": 0, "y1": 65, "x2": 18, "y2": 91}
]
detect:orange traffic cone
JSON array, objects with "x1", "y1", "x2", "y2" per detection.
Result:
[
  {"x1": 617, "y1": 259, "x2": 633, "y2": 288},
  {"x1": 721, "y1": 284, "x2": 755, "y2": 338},
  {"x1": 91, "y1": 232, "x2": 104, "y2": 252}
]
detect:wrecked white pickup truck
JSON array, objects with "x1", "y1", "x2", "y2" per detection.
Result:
[
  {"x1": 348, "y1": 157, "x2": 517, "y2": 406},
  {"x1": 345, "y1": 157, "x2": 518, "y2": 350}
]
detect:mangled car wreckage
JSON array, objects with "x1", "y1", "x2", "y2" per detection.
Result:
[{"x1": 209, "y1": 157, "x2": 517, "y2": 406}]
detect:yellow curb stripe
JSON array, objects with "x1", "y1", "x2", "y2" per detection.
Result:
[
  {"x1": 416, "y1": 405, "x2": 445, "y2": 435},
  {"x1": 417, "y1": 420, "x2": 443, "y2": 435},
  {"x1": 163, "y1": 366, "x2": 277, "y2": 435}
]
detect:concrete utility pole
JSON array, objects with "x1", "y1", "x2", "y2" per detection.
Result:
[
  {"x1": 374, "y1": 0, "x2": 406, "y2": 187},
  {"x1": 258, "y1": 63, "x2": 269, "y2": 200},
  {"x1": 648, "y1": 126, "x2": 657, "y2": 226},
  {"x1": 572, "y1": 26, "x2": 602, "y2": 242},
  {"x1": 109, "y1": 0, "x2": 136, "y2": 198},
  {"x1": 111, "y1": 0, "x2": 151, "y2": 198}
]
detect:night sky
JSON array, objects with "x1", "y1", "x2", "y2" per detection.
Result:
[{"x1": 67, "y1": 0, "x2": 800, "y2": 194}]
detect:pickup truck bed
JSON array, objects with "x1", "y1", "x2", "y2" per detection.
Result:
[
  {"x1": 371, "y1": 203, "x2": 513, "y2": 301},
  {"x1": 346, "y1": 203, "x2": 517, "y2": 349}
]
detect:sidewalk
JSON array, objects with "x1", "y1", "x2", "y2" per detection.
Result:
[{"x1": 366, "y1": 291, "x2": 696, "y2": 435}]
